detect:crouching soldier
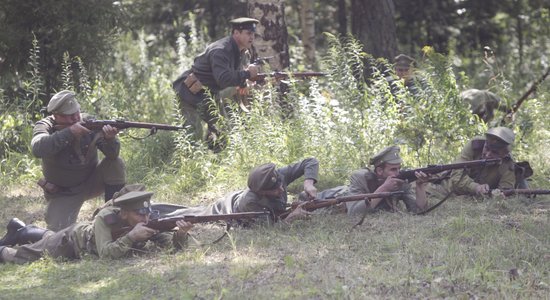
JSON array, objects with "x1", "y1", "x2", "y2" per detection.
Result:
[{"x1": 0, "y1": 188, "x2": 192, "y2": 264}]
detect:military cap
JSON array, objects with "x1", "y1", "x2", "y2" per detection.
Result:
[
  {"x1": 230, "y1": 17, "x2": 259, "y2": 32},
  {"x1": 394, "y1": 54, "x2": 415, "y2": 67},
  {"x1": 248, "y1": 163, "x2": 281, "y2": 192},
  {"x1": 369, "y1": 146, "x2": 403, "y2": 167},
  {"x1": 486, "y1": 127, "x2": 515, "y2": 145},
  {"x1": 47, "y1": 90, "x2": 80, "y2": 115},
  {"x1": 113, "y1": 190, "x2": 153, "y2": 214},
  {"x1": 111, "y1": 184, "x2": 146, "y2": 200}
]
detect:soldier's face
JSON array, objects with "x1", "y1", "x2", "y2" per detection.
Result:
[
  {"x1": 377, "y1": 163, "x2": 401, "y2": 179},
  {"x1": 54, "y1": 111, "x2": 81, "y2": 126},
  {"x1": 233, "y1": 29, "x2": 255, "y2": 50},
  {"x1": 395, "y1": 66, "x2": 412, "y2": 81},
  {"x1": 482, "y1": 144, "x2": 509, "y2": 159},
  {"x1": 121, "y1": 209, "x2": 150, "y2": 226},
  {"x1": 258, "y1": 184, "x2": 285, "y2": 198}
]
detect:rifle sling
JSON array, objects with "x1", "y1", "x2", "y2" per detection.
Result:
[
  {"x1": 414, "y1": 170, "x2": 468, "y2": 216},
  {"x1": 188, "y1": 222, "x2": 231, "y2": 246},
  {"x1": 125, "y1": 127, "x2": 158, "y2": 140}
]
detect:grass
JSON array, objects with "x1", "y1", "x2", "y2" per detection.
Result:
[{"x1": 1, "y1": 185, "x2": 548, "y2": 299}]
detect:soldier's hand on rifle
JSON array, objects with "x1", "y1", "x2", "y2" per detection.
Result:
[
  {"x1": 379, "y1": 176, "x2": 405, "y2": 192},
  {"x1": 102, "y1": 124, "x2": 119, "y2": 140},
  {"x1": 175, "y1": 220, "x2": 194, "y2": 234},
  {"x1": 69, "y1": 122, "x2": 91, "y2": 137},
  {"x1": 127, "y1": 222, "x2": 158, "y2": 242},
  {"x1": 414, "y1": 171, "x2": 430, "y2": 186},
  {"x1": 284, "y1": 202, "x2": 311, "y2": 223},
  {"x1": 303, "y1": 179, "x2": 317, "y2": 200},
  {"x1": 246, "y1": 64, "x2": 260, "y2": 80},
  {"x1": 475, "y1": 183, "x2": 490, "y2": 195}
]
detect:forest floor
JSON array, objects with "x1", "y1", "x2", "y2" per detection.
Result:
[{"x1": 0, "y1": 184, "x2": 549, "y2": 299}]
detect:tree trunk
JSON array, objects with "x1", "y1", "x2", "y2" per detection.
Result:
[
  {"x1": 351, "y1": 0, "x2": 398, "y2": 60},
  {"x1": 247, "y1": 0, "x2": 290, "y2": 71},
  {"x1": 300, "y1": 0, "x2": 316, "y2": 68},
  {"x1": 338, "y1": 0, "x2": 348, "y2": 36}
]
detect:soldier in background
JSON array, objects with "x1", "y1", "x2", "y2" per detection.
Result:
[
  {"x1": 461, "y1": 89, "x2": 508, "y2": 123},
  {"x1": 173, "y1": 17, "x2": 260, "y2": 151}
]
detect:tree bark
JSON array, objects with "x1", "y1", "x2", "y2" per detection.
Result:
[
  {"x1": 300, "y1": 0, "x2": 316, "y2": 67},
  {"x1": 338, "y1": 0, "x2": 348, "y2": 36},
  {"x1": 351, "y1": 0, "x2": 398, "y2": 60},
  {"x1": 247, "y1": 0, "x2": 290, "y2": 71}
]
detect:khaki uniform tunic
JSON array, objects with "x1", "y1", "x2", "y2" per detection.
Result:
[
  {"x1": 447, "y1": 137, "x2": 515, "y2": 194},
  {"x1": 31, "y1": 115, "x2": 126, "y2": 231},
  {"x1": 344, "y1": 168, "x2": 420, "y2": 215},
  {"x1": 11, "y1": 206, "x2": 179, "y2": 264}
]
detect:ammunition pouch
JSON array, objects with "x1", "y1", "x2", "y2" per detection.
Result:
[
  {"x1": 37, "y1": 178, "x2": 60, "y2": 195},
  {"x1": 183, "y1": 73, "x2": 204, "y2": 94}
]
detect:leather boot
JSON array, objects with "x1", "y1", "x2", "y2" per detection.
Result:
[
  {"x1": 104, "y1": 184, "x2": 125, "y2": 202},
  {"x1": 0, "y1": 218, "x2": 26, "y2": 246},
  {"x1": 15, "y1": 225, "x2": 48, "y2": 245}
]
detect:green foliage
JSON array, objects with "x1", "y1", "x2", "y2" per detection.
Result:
[{"x1": 0, "y1": 0, "x2": 125, "y2": 98}]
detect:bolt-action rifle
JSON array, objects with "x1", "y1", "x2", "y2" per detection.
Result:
[
  {"x1": 54, "y1": 119, "x2": 184, "y2": 139},
  {"x1": 250, "y1": 71, "x2": 326, "y2": 84},
  {"x1": 495, "y1": 189, "x2": 550, "y2": 197},
  {"x1": 500, "y1": 67, "x2": 550, "y2": 124},
  {"x1": 77, "y1": 119, "x2": 184, "y2": 131},
  {"x1": 278, "y1": 191, "x2": 404, "y2": 219},
  {"x1": 397, "y1": 158, "x2": 502, "y2": 182},
  {"x1": 111, "y1": 211, "x2": 270, "y2": 240}
]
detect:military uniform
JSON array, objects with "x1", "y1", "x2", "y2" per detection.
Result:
[
  {"x1": 345, "y1": 168, "x2": 421, "y2": 215},
  {"x1": 32, "y1": 91, "x2": 126, "y2": 231},
  {"x1": 0, "y1": 190, "x2": 187, "y2": 264},
  {"x1": 173, "y1": 18, "x2": 258, "y2": 143},
  {"x1": 156, "y1": 158, "x2": 319, "y2": 220},
  {"x1": 313, "y1": 146, "x2": 422, "y2": 215},
  {"x1": 433, "y1": 137, "x2": 515, "y2": 195},
  {"x1": 428, "y1": 127, "x2": 516, "y2": 196},
  {"x1": 461, "y1": 89, "x2": 505, "y2": 123}
]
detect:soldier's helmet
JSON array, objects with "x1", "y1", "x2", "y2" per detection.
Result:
[{"x1": 486, "y1": 127, "x2": 515, "y2": 145}]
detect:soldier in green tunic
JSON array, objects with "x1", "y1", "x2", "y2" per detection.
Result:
[
  {"x1": 153, "y1": 158, "x2": 319, "y2": 223},
  {"x1": 427, "y1": 127, "x2": 516, "y2": 197},
  {"x1": 0, "y1": 187, "x2": 192, "y2": 264},
  {"x1": 173, "y1": 17, "x2": 261, "y2": 150},
  {"x1": 32, "y1": 91, "x2": 127, "y2": 231},
  {"x1": 310, "y1": 146, "x2": 430, "y2": 215}
]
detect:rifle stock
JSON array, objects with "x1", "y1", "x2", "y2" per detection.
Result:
[
  {"x1": 111, "y1": 211, "x2": 269, "y2": 240},
  {"x1": 397, "y1": 158, "x2": 502, "y2": 182}
]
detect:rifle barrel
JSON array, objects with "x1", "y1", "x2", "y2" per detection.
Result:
[
  {"x1": 397, "y1": 158, "x2": 502, "y2": 181},
  {"x1": 500, "y1": 189, "x2": 550, "y2": 196}
]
